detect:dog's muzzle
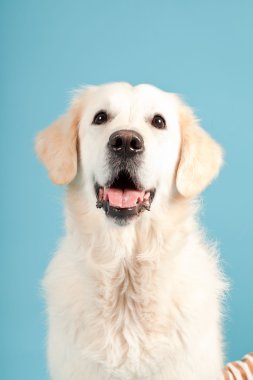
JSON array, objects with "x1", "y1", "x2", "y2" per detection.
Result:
[{"x1": 95, "y1": 130, "x2": 155, "y2": 224}]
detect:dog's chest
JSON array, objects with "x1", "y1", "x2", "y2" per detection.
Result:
[{"x1": 85, "y1": 259, "x2": 179, "y2": 375}]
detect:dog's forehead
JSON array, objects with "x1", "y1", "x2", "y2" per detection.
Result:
[
  {"x1": 133, "y1": 84, "x2": 178, "y2": 114},
  {"x1": 85, "y1": 83, "x2": 178, "y2": 114}
]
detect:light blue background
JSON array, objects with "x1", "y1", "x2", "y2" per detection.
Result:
[{"x1": 1, "y1": 1, "x2": 252, "y2": 379}]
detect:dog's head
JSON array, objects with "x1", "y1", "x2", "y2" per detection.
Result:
[{"x1": 36, "y1": 83, "x2": 223, "y2": 225}]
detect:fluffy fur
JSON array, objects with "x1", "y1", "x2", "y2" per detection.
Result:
[{"x1": 36, "y1": 83, "x2": 227, "y2": 380}]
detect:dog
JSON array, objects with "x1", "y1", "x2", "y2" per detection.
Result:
[{"x1": 36, "y1": 82, "x2": 227, "y2": 380}]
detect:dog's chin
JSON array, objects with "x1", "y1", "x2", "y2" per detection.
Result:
[{"x1": 95, "y1": 170, "x2": 155, "y2": 225}]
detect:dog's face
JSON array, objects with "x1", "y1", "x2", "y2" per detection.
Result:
[
  {"x1": 36, "y1": 83, "x2": 223, "y2": 225},
  {"x1": 79, "y1": 83, "x2": 182, "y2": 223}
]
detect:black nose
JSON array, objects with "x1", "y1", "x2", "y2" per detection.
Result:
[{"x1": 108, "y1": 129, "x2": 144, "y2": 157}]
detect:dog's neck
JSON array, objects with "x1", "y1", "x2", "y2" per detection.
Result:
[{"x1": 65, "y1": 184, "x2": 198, "y2": 267}]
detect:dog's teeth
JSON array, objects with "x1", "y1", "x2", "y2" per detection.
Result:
[{"x1": 99, "y1": 188, "x2": 104, "y2": 201}]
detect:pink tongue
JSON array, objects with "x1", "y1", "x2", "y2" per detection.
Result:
[{"x1": 104, "y1": 188, "x2": 145, "y2": 208}]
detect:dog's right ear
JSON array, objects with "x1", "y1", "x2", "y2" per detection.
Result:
[{"x1": 35, "y1": 101, "x2": 81, "y2": 185}]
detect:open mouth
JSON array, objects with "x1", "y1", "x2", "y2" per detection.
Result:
[{"x1": 95, "y1": 170, "x2": 155, "y2": 222}]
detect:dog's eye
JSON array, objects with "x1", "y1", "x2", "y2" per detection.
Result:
[
  {"x1": 151, "y1": 114, "x2": 166, "y2": 129},
  {"x1": 93, "y1": 111, "x2": 108, "y2": 125}
]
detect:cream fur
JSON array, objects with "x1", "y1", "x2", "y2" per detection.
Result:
[{"x1": 36, "y1": 83, "x2": 227, "y2": 380}]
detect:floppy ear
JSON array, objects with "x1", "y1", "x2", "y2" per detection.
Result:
[
  {"x1": 176, "y1": 104, "x2": 223, "y2": 198},
  {"x1": 35, "y1": 102, "x2": 80, "y2": 185}
]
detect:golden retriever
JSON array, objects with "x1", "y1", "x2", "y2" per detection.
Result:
[{"x1": 36, "y1": 82, "x2": 227, "y2": 380}]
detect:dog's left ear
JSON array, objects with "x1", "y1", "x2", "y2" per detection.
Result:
[
  {"x1": 35, "y1": 101, "x2": 81, "y2": 185},
  {"x1": 176, "y1": 104, "x2": 223, "y2": 198}
]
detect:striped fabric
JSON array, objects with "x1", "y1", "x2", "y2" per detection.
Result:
[{"x1": 224, "y1": 353, "x2": 253, "y2": 380}]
